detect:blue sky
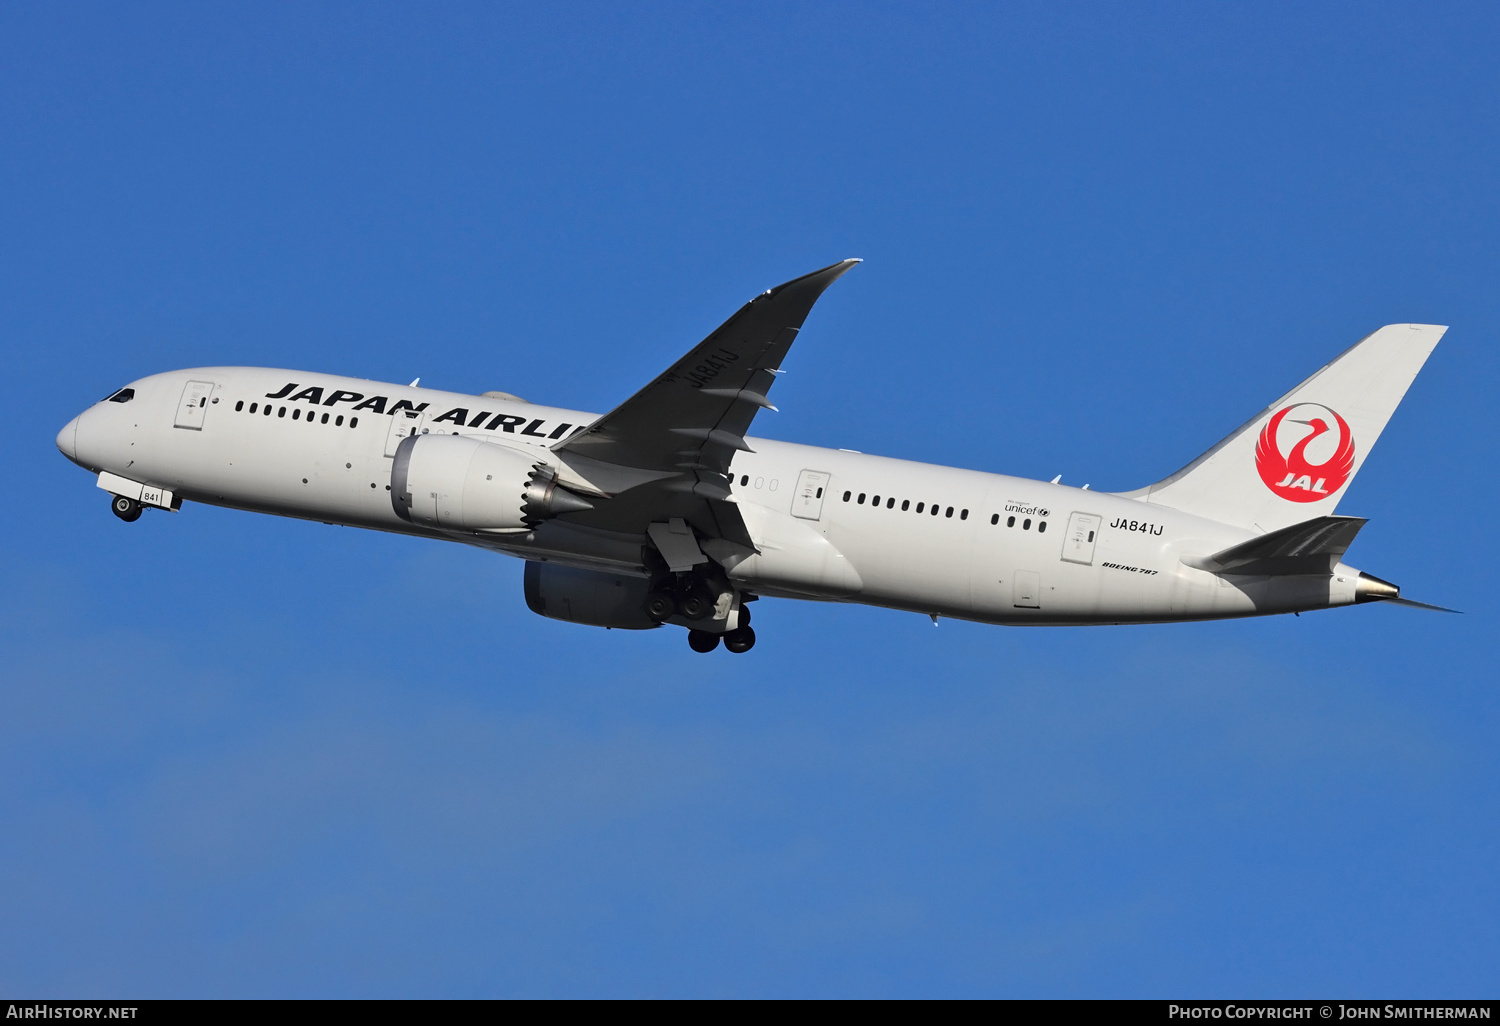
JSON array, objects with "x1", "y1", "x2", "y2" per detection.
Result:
[{"x1": 2, "y1": 1, "x2": 1496, "y2": 997}]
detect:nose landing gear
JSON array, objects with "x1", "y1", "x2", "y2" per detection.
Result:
[{"x1": 111, "y1": 495, "x2": 142, "y2": 522}]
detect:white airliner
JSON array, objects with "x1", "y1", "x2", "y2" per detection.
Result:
[{"x1": 55, "y1": 260, "x2": 1454, "y2": 652}]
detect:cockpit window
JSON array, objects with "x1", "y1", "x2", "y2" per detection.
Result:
[{"x1": 105, "y1": 388, "x2": 135, "y2": 404}]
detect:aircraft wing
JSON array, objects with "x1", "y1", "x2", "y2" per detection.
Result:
[{"x1": 546, "y1": 259, "x2": 858, "y2": 550}]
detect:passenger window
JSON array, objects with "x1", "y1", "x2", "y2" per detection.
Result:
[
  {"x1": 250, "y1": 402, "x2": 257, "y2": 413},
  {"x1": 871, "y1": 495, "x2": 880, "y2": 506},
  {"x1": 990, "y1": 513, "x2": 999, "y2": 525},
  {"x1": 902, "y1": 500, "x2": 910, "y2": 511},
  {"x1": 742, "y1": 475, "x2": 750, "y2": 486},
  {"x1": 886, "y1": 497, "x2": 894, "y2": 509},
  {"x1": 235, "y1": 401, "x2": 244, "y2": 412},
  {"x1": 321, "y1": 413, "x2": 329, "y2": 424},
  {"x1": 960, "y1": 509, "x2": 968, "y2": 520},
  {"x1": 843, "y1": 491, "x2": 851, "y2": 502},
  {"x1": 350, "y1": 417, "x2": 358, "y2": 428},
  {"x1": 1007, "y1": 516, "x2": 1015, "y2": 527},
  {"x1": 278, "y1": 407, "x2": 286, "y2": 417},
  {"x1": 292, "y1": 408, "x2": 300, "y2": 420},
  {"x1": 1023, "y1": 518, "x2": 1031, "y2": 530},
  {"x1": 931, "y1": 505, "x2": 940, "y2": 516},
  {"x1": 1088, "y1": 531, "x2": 1095, "y2": 542},
  {"x1": 817, "y1": 488, "x2": 824, "y2": 499},
  {"x1": 945, "y1": 506, "x2": 953, "y2": 518},
  {"x1": 916, "y1": 502, "x2": 924, "y2": 513},
  {"x1": 1038, "y1": 521, "x2": 1047, "y2": 533},
  {"x1": 263, "y1": 405, "x2": 271, "y2": 415},
  {"x1": 858, "y1": 493, "x2": 866, "y2": 504}
]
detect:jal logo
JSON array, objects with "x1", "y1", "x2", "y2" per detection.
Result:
[{"x1": 1254, "y1": 403, "x2": 1355, "y2": 502}]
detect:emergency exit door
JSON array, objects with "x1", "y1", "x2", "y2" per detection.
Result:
[
  {"x1": 174, "y1": 380, "x2": 214, "y2": 430},
  {"x1": 1061, "y1": 512, "x2": 1102, "y2": 565},
  {"x1": 791, "y1": 470, "x2": 831, "y2": 520}
]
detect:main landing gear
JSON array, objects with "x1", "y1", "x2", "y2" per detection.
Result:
[
  {"x1": 686, "y1": 626, "x2": 756, "y2": 654},
  {"x1": 643, "y1": 558, "x2": 757, "y2": 654},
  {"x1": 686, "y1": 600, "x2": 754, "y2": 655},
  {"x1": 723, "y1": 626, "x2": 755, "y2": 653},
  {"x1": 646, "y1": 583, "x2": 716, "y2": 622},
  {"x1": 111, "y1": 495, "x2": 142, "y2": 522}
]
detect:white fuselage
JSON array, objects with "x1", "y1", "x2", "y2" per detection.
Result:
[{"x1": 58, "y1": 367, "x2": 1365, "y2": 626}]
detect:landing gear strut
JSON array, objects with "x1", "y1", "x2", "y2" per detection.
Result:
[{"x1": 111, "y1": 495, "x2": 142, "y2": 522}]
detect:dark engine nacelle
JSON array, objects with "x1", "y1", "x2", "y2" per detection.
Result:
[
  {"x1": 391, "y1": 433, "x2": 592, "y2": 532},
  {"x1": 523, "y1": 562, "x2": 660, "y2": 630}
]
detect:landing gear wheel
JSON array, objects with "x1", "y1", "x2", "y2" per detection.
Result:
[
  {"x1": 645, "y1": 590, "x2": 677, "y2": 621},
  {"x1": 687, "y1": 630, "x2": 719, "y2": 653},
  {"x1": 111, "y1": 495, "x2": 142, "y2": 522},
  {"x1": 678, "y1": 590, "x2": 715, "y2": 621},
  {"x1": 723, "y1": 626, "x2": 756, "y2": 654}
]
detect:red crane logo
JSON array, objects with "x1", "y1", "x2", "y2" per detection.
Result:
[{"x1": 1254, "y1": 404, "x2": 1356, "y2": 502}]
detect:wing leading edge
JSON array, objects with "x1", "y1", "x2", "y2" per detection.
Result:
[{"x1": 547, "y1": 259, "x2": 859, "y2": 547}]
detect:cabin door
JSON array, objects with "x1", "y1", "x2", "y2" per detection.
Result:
[
  {"x1": 174, "y1": 380, "x2": 214, "y2": 430},
  {"x1": 791, "y1": 470, "x2": 831, "y2": 521},
  {"x1": 1060, "y1": 512, "x2": 1102, "y2": 565}
]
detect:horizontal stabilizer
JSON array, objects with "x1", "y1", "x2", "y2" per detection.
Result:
[
  {"x1": 1383, "y1": 596, "x2": 1462, "y2": 613},
  {"x1": 1187, "y1": 515, "x2": 1366, "y2": 576}
]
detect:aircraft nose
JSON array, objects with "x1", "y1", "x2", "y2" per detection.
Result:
[{"x1": 56, "y1": 415, "x2": 80, "y2": 462}]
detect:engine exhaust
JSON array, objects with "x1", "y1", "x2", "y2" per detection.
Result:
[{"x1": 1354, "y1": 572, "x2": 1400, "y2": 604}]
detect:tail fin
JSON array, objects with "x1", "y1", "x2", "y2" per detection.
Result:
[{"x1": 1123, "y1": 324, "x2": 1446, "y2": 532}]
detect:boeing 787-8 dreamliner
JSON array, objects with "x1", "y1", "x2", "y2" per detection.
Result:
[{"x1": 56, "y1": 260, "x2": 1453, "y2": 653}]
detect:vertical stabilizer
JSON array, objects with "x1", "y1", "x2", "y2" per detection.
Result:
[{"x1": 1123, "y1": 324, "x2": 1445, "y2": 532}]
